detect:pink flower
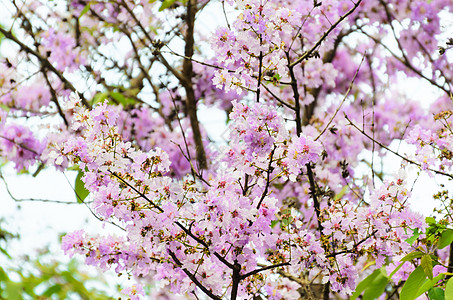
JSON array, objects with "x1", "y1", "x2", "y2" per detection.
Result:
[
  {"x1": 121, "y1": 284, "x2": 145, "y2": 300},
  {"x1": 284, "y1": 134, "x2": 323, "y2": 180},
  {"x1": 61, "y1": 230, "x2": 85, "y2": 255}
]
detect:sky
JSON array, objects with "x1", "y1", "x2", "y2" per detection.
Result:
[{"x1": 0, "y1": 1, "x2": 451, "y2": 297}]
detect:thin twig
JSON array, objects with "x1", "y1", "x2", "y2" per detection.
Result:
[
  {"x1": 256, "y1": 147, "x2": 276, "y2": 210},
  {"x1": 344, "y1": 114, "x2": 453, "y2": 179},
  {"x1": 109, "y1": 170, "x2": 234, "y2": 269},
  {"x1": 289, "y1": 0, "x2": 363, "y2": 68},
  {"x1": 240, "y1": 262, "x2": 290, "y2": 279},
  {"x1": 314, "y1": 53, "x2": 365, "y2": 141},
  {"x1": 169, "y1": 251, "x2": 222, "y2": 300},
  {"x1": 0, "y1": 27, "x2": 89, "y2": 108}
]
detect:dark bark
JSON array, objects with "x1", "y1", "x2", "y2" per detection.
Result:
[{"x1": 182, "y1": 0, "x2": 207, "y2": 170}]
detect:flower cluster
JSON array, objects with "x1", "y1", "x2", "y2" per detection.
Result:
[
  {"x1": 39, "y1": 28, "x2": 85, "y2": 73},
  {"x1": 405, "y1": 110, "x2": 453, "y2": 175},
  {"x1": 2, "y1": 0, "x2": 453, "y2": 298},
  {"x1": 0, "y1": 123, "x2": 45, "y2": 170},
  {"x1": 318, "y1": 168, "x2": 425, "y2": 294},
  {"x1": 228, "y1": 100, "x2": 288, "y2": 159}
]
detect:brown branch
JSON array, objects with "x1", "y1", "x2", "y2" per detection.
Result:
[
  {"x1": 169, "y1": 251, "x2": 222, "y2": 300},
  {"x1": 230, "y1": 261, "x2": 241, "y2": 300},
  {"x1": 1, "y1": 174, "x2": 79, "y2": 204},
  {"x1": 0, "y1": 27, "x2": 89, "y2": 108},
  {"x1": 109, "y1": 170, "x2": 234, "y2": 270},
  {"x1": 286, "y1": 52, "x2": 302, "y2": 136},
  {"x1": 344, "y1": 114, "x2": 453, "y2": 179},
  {"x1": 182, "y1": 0, "x2": 207, "y2": 170},
  {"x1": 261, "y1": 83, "x2": 295, "y2": 110},
  {"x1": 325, "y1": 230, "x2": 378, "y2": 258},
  {"x1": 256, "y1": 50, "x2": 263, "y2": 102},
  {"x1": 0, "y1": 135, "x2": 39, "y2": 156},
  {"x1": 42, "y1": 69, "x2": 69, "y2": 127},
  {"x1": 289, "y1": 0, "x2": 363, "y2": 68},
  {"x1": 314, "y1": 53, "x2": 365, "y2": 141},
  {"x1": 255, "y1": 146, "x2": 276, "y2": 210},
  {"x1": 161, "y1": 48, "x2": 225, "y2": 70},
  {"x1": 306, "y1": 163, "x2": 323, "y2": 232},
  {"x1": 240, "y1": 262, "x2": 290, "y2": 279},
  {"x1": 379, "y1": 0, "x2": 450, "y2": 96},
  {"x1": 109, "y1": 171, "x2": 164, "y2": 212},
  {"x1": 358, "y1": 28, "x2": 450, "y2": 95}
]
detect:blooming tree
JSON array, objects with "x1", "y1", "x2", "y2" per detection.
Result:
[{"x1": 1, "y1": 0, "x2": 453, "y2": 299}]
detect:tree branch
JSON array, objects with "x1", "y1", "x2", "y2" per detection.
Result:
[
  {"x1": 182, "y1": 0, "x2": 207, "y2": 170},
  {"x1": 344, "y1": 114, "x2": 453, "y2": 179},
  {"x1": 289, "y1": 0, "x2": 363, "y2": 68},
  {"x1": 168, "y1": 250, "x2": 222, "y2": 300},
  {"x1": 314, "y1": 53, "x2": 365, "y2": 141},
  {"x1": 240, "y1": 262, "x2": 290, "y2": 279},
  {"x1": 0, "y1": 27, "x2": 89, "y2": 108}
]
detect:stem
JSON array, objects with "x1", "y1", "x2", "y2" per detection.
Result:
[
  {"x1": 169, "y1": 251, "x2": 222, "y2": 300},
  {"x1": 240, "y1": 262, "x2": 290, "y2": 279},
  {"x1": 286, "y1": 52, "x2": 302, "y2": 136},
  {"x1": 0, "y1": 27, "x2": 89, "y2": 108},
  {"x1": 256, "y1": 147, "x2": 276, "y2": 209},
  {"x1": 230, "y1": 261, "x2": 241, "y2": 300},
  {"x1": 345, "y1": 114, "x2": 453, "y2": 179},
  {"x1": 306, "y1": 163, "x2": 323, "y2": 232},
  {"x1": 314, "y1": 54, "x2": 365, "y2": 141},
  {"x1": 110, "y1": 171, "x2": 236, "y2": 269},
  {"x1": 182, "y1": 0, "x2": 207, "y2": 170},
  {"x1": 323, "y1": 282, "x2": 330, "y2": 300},
  {"x1": 289, "y1": 0, "x2": 363, "y2": 68},
  {"x1": 256, "y1": 50, "x2": 263, "y2": 102}
]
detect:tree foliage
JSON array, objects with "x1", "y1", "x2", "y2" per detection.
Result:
[{"x1": 0, "y1": 0, "x2": 453, "y2": 299}]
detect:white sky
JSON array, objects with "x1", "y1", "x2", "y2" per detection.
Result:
[{"x1": 0, "y1": 2, "x2": 451, "y2": 298}]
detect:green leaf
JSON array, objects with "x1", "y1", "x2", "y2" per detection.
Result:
[
  {"x1": 91, "y1": 92, "x2": 108, "y2": 105},
  {"x1": 426, "y1": 217, "x2": 436, "y2": 225},
  {"x1": 387, "y1": 250, "x2": 424, "y2": 279},
  {"x1": 351, "y1": 268, "x2": 388, "y2": 300},
  {"x1": 159, "y1": 0, "x2": 177, "y2": 11},
  {"x1": 109, "y1": 92, "x2": 136, "y2": 106},
  {"x1": 445, "y1": 277, "x2": 453, "y2": 300},
  {"x1": 428, "y1": 287, "x2": 445, "y2": 300},
  {"x1": 421, "y1": 254, "x2": 434, "y2": 280},
  {"x1": 334, "y1": 185, "x2": 348, "y2": 201},
  {"x1": 43, "y1": 284, "x2": 63, "y2": 297},
  {"x1": 0, "y1": 103, "x2": 10, "y2": 112},
  {"x1": 400, "y1": 266, "x2": 427, "y2": 300},
  {"x1": 5, "y1": 281, "x2": 22, "y2": 300},
  {"x1": 281, "y1": 216, "x2": 293, "y2": 226},
  {"x1": 438, "y1": 229, "x2": 453, "y2": 249},
  {"x1": 272, "y1": 73, "x2": 282, "y2": 81},
  {"x1": 109, "y1": 92, "x2": 126, "y2": 104},
  {"x1": 351, "y1": 269, "x2": 381, "y2": 300},
  {"x1": 406, "y1": 228, "x2": 421, "y2": 245},
  {"x1": 75, "y1": 171, "x2": 89, "y2": 203},
  {"x1": 415, "y1": 273, "x2": 445, "y2": 298},
  {"x1": 0, "y1": 266, "x2": 9, "y2": 281},
  {"x1": 402, "y1": 251, "x2": 425, "y2": 262},
  {"x1": 362, "y1": 269, "x2": 388, "y2": 300},
  {"x1": 79, "y1": 3, "x2": 91, "y2": 17}
]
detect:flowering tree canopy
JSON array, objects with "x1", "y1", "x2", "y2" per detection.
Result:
[{"x1": 1, "y1": 0, "x2": 453, "y2": 298}]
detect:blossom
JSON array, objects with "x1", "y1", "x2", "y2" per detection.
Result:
[
  {"x1": 121, "y1": 284, "x2": 145, "y2": 300},
  {"x1": 283, "y1": 134, "x2": 323, "y2": 181},
  {"x1": 61, "y1": 230, "x2": 85, "y2": 255}
]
